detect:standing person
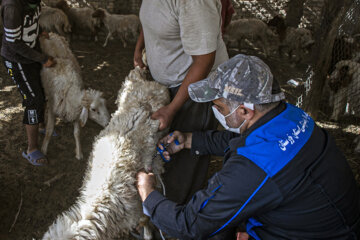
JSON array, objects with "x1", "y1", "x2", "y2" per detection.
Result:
[
  {"x1": 1, "y1": 0, "x2": 56, "y2": 165},
  {"x1": 133, "y1": 0, "x2": 229, "y2": 204},
  {"x1": 136, "y1": 54, "x2": 360, "y2": 239},
  {"x1": 221, "y1": 0, "x2": 235, "y2": 35}
]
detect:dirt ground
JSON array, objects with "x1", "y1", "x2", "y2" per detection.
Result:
[{"x1": 0, "y1": 38, "x2": 359, "y2": 240}]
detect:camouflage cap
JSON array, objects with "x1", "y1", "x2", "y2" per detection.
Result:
[{"x1": 188, "y1": 54, "x2": 285, "y2": 104}]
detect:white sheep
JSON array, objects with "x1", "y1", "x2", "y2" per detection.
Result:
[
  {"x1": 42, "y1": 66, "x2": 170, "y2": 240},
  {"x1": 39, "y1": 6, "x2": 72, "y2": 41},
  {"x1": 39, "y1": 33, "x2": 110, "y2": 160},
  {"x1": 224, "y1": 18, "x2": 276, "y2": 57},
  {"x1": 92, "y1": 8, "x2": 140, "y2": 48},
  {"x1": 278, "y1": 27, "x2": 315, "y2": 62},
  {"x1": 56, "y1": 0, "x2": 101, "y2": 41},
  {"x1": 328, "y1": 60, "x2": 360, "y2": 153}
]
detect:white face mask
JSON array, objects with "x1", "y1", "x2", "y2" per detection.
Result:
[{"x1": 212, "y1": 105, "x2": 247, "y2": 134}]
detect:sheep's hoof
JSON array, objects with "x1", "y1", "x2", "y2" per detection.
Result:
[{"x1": 76, "y1": 152, "x2": 83, "y2": 160}]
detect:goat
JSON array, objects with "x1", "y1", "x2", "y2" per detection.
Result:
[
  {"x1": 42, "y1": 66, "x2": 170, "y2": 240},
  {"x1": 56, "y1": 0, "x2": 101, "y2": 41},
  {"x1": 39, "y1": 33, "x2": 110, "y2": 159},
  {"x1": 39, "y1": 6, "x2": 72, "y2": 41},
  {"x1": 92, "y1": 8, "x2": 140, "y2": 48}
]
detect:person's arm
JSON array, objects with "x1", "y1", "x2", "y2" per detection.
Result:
[
  {"x1": 137, "y1": 155, "x2": 282, "y2": 239},
  {"x1": 157, "y1": 129, "x2": 237, "y2": 161},
  {"x1": 133, "y1": 26, "x2": 145, "y2": 68},
  {"x1": 151, "y1": 52, "x2": 215, "y2": 130},
  {"x1": 3, "y1": 5, "x2": 49, "y2": 64}
]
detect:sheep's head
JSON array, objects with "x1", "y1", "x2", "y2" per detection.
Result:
[
  {"x1": 300, "y1": 30, "x2": 315, "y2": 50},
  {"x1": 55, "y1": 0, "x2": 70, "y2": 11},
  {"x1": 81, "y1": 89, "x2": 110, "y2": 127},
  {"x1": 328, "y1": 64, "x2": 351, "y2": 93}
]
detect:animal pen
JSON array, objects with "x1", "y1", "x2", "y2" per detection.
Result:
[{"x1": 0, "y1": 0, "x2": 359, "y2": 239}]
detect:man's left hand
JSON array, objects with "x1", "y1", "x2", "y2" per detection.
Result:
[
  {"x1": 151, "y1": 104, "x2": 176, "y2": 131},
  {"x1": 136, "y1": 171, "x2": 156, "y2": 202}
]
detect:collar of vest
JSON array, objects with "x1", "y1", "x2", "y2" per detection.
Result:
[{"x1": 236, "y1": 103, "x2": 315, "y2": 177}]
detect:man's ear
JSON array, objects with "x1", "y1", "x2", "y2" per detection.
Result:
[{"x1": 239, "y1": 105, "x2": 254, "y2": 120}]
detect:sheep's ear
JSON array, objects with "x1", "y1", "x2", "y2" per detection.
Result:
[{"x1": 79, "y1": 107, "x2": 89, "y2": 127}]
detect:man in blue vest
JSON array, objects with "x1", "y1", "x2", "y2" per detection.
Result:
[{"x1": 137, "y1": 54, "x2": 360, "y2": 240}]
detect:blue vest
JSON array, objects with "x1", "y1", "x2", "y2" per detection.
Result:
[{"x1": 237, "y1": 103, "x2": 315, "y2": 239}]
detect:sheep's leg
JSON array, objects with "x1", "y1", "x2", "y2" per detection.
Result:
[
  {"x1": 120, "y1": 33, "x2": 127, "y2": 48},
  {"x1": 331, "y1": 88, "x2": 347, "y2": 121},
  {"x1": 103, "y1": 32, "x2": 112, "y2": 47},
  {"x1": 73, "y1": 121, "x2": 83, "y2": 160},
  {"x1": 55, "y1": 24, "x2": 66, "y2": 38},
  {"x1": 143, "y1": 225, "x2": 152, "y2": 240},
  {"x1": 41, "y1": 110, "x2": 55, "y2": 155},
  {"x1": 354, "y1": 135, "x2": 360, "y2": 153}
]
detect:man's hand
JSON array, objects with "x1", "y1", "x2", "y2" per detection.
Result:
[
  {"x1": 133, "y1": 48, "x2": 146, "y2": 69},
  {"x1": 136, "y1": 171, "x2": 156, "y2": 202},
  {"x1": 151, "y1": 104, "x2": 176, "y2": 131},
  {"x1": 158, "y1": 131, "x2": 187, "y2": 161},
  {"x1": 43, "y1": 57, "x2": 56, "y2": 68}
]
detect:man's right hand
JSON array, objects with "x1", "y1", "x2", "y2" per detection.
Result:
[
  {"x1": 43, "y1": 57, "x2": 56, "y2": 68},
  {"x1": 133, "y1": 48, "x2": 145, "y2": 69},
  {"x1": 158, "y1": 131, "x2": 190, "y2": 161}
]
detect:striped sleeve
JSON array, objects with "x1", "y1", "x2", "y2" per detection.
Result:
[
  {"x1": 2, "y1": 6, "x2": 22, "y2": 43},
  {"x1": 2, "y1": 5, "x2": 48, "y2": 64}
]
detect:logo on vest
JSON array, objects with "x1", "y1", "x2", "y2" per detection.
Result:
[{"x1": 278, "y1": 112, "x2": 310, "y2": 151}]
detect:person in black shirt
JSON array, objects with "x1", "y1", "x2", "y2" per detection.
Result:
[{"x1": 1, "y1": 0, "x2": 56, "y2": 165}]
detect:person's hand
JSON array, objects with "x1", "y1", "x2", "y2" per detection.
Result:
[
  {"x1": 158, "y1": 131, "x2": 186, "y2": 161},
  {"x1": 136, "y1": 171, "x2": 156, "y2": 202},
  {"x1": 40, "y1": 31, "x2": 50, "y2": 39},
  {"x1": 133, "y1": 48, "x2": 145, "y2": 69},
  {"x1": 43, "y1": 57, "x2": 56, "y2": 68},
  {"x1": 236, "y1": 231, "x2": 249, "y2": 240},
  {"x1": 151, "y1": 105, "x2": 176, "y2": 131}
]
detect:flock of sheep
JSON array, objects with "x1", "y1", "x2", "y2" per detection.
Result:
[{"x1": 0, "y1": 1, "x2": 359, "y2": 239}]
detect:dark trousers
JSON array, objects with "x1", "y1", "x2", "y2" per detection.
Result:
[
  {"x1": 2, "y1": 58, "x2": 45, "y2": 125},
  {"x1": 162, "y1": 86, "x2": 218, "y2": 204}
]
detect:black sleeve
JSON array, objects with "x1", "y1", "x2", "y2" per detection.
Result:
[
  {"x1": 144, "y1": 155, "x2": 283, "y2": 239},
  {"x1": 191, "y1": 130, "x2": 238, "y2": 156},
  {"x1": 2, "y1": 5, "x2": 48, "y2": 64}
]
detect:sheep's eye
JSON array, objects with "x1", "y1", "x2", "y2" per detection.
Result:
[{"x1": 91, "y1": 108, "x2": 96, "y2": 112}]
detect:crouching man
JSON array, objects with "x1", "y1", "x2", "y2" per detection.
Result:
[{"x1": 137, "y1": 54, "x2": 360, "y2": 240}]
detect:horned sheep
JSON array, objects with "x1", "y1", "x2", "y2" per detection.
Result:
[
  {"x1": 42, "y1": 66, "x2": 170, "y2": 240},
  {"x1": 39, "y1": 33, "x2": 110, "y2": 160}
]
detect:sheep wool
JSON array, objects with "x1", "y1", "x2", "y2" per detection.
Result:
[{"x1": 42, "y1": 67, "x2": 170, "y2": 240}]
